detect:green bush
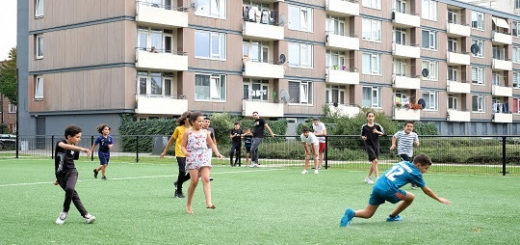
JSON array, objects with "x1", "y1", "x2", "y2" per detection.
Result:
[{"x1": 119, "y1": 114, "x2": 176, "y2": 152}]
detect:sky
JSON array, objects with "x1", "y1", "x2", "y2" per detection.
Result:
[{"x1": 0, "y1": 0, "x2": 17, "y2": 61}]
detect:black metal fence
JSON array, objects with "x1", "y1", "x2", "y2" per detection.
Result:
[{"x1": 3, "y1": 135, "x2": 519, "y2": 175}]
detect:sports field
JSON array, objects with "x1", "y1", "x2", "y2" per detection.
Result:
[{"x1": 1, "y1": 159, "x2": 519, "y2": 244}]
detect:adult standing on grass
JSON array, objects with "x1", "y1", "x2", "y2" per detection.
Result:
[
  {"x1": 250, "y1": 111, "x2": 276, "y2": 167},
  {"x1": 312, "y1": 117, "x2": 327, "y2": 169},
  {"x1": 54, "y1": 125, "x2": 96, "y2": 225},
  {"x1": 160, "y1": 111, "x2": 191, "y2": 198},
  {"x1": 91, "y1": 123, "x2": 114, "y2": 181},
  {"x1": 300, "y1": 127, "x2": 320, "y2": 175},
  {"x1": 361, "y1": 112, "x2": 385, "y2": 184},
  {"x1": 229, "y1": 121, "x2": 243, "y2": 167},
  {"x1": 390, "y1": 121, "x2": 420, "y2": 189}
]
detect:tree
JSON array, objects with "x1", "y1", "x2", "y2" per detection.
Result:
[{"x1": 0, "y1": 48, "x2": 17, "y2": 105}]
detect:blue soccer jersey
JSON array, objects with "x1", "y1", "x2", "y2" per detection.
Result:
[{"x1": 95, "y1": 135, "x2": 113, "y2": 153}]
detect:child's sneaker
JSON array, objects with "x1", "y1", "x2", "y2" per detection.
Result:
[
  {"x1": 55, "y1": 212, "x2": 68, "y2": 225},
  {"x1": 364, "y1": 177, "x2": 374, "y2": 184},
  {"x1": 410, "y1": 183, "x2": 417, "y2": 189},
  {"x1": 174, "y1": 190, "x2": 185, "y2": 198},
  {"x1": 84, "y1": 214, "x2": 96, "y2": 224},
  {"x1": 386, "y1": 215, "x2": 403, "y2": 222},
  {"x1": 93, "y1": 169, "x2": 98, "y2": 178},
  {"x1": 101, "y1": 176, "x2": 107, "y2": 181},
  {"x1": 340, "y1": 208, "x2": 355, "y2": 227},
  {"x1": 314, "y1": 170, "x2": 319, "y2": 175},
  {"x1": 301, "y1": 169, "x2": 308, "y2": 175}
]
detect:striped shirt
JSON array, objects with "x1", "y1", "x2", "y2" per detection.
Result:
[{"x1": 394, "y1": 130, "x2": 419, "y2": 157}]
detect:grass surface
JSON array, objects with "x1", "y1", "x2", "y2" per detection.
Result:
[{"x1": 1, "y1": 159, "x2": 519, "y2": 244}]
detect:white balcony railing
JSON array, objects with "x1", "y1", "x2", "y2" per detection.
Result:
[
  {"x1": 447, "y1": 23, "x2": 471, "y2": 37},
  {"x1": 447, "y1": 80, "x2": 470, "y2": 94},
  {"x1": 325, "y1": 0, "x2": 359, "y2": 16},
  {"x1": 135, "y1": 96, "x2": 188, "y2": 115},
  {"x1": 243, "y1": 21, "x2": 284, "y2": 40},
  {"x1": 447, "y1": 52, "x2": 470, "y2": 65},
  {"x1": 492, "y1": 85, "x2": 513, "y2": 97},
  {"x1": 492, "y1": 59, "x2": 513, "y2": 71},
  {"x1": 243, "y1": 61, "x2": 284, "y2": 79},
  {"x1": 393, "y1": 108, "x2": 421, "y2": 121},
  {"x1": 393, "y1": 75, "x2": 420, "y2": 89},
  {"x1": 392, "y1": 11, "x2": 420, "y2": 28},
  {"x1": 492, "y1": 32, "x2": 512, "y2": 45},
  {"x1": 493, "y1": 113, "x2": 513, "y2": 123},
  {"x1": 136, "y1": 2, "x2": 188, "y2": 28},
  {"x1": 242, "y1": 100, "x2": 284, "y2": 118},
  {"x1": 327, "y1": 104, "x2": 360, "y2": 118},
  {"x1": 136, "y1": 49, "x2": 188, "y2": 71},
  {"x1": 326, "y1": 69, "x2": 359, "y2": 85},
  {"x1": 392, "y1": 43, "x2": 420, "y2": 59},
  {"x1": 447, "y1": 110, "x2": 470, "y2": 122},
  {"x1": 326, "y1": 34, "x2": 359, "y2": 50}
]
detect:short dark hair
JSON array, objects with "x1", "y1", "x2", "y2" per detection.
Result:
[
  {"x1": 234, "y1": 121, "x2": 240, "y2": 125},
  {"x1": 190, "y1": 112, "x2": 203, "y2": 124},
  {"x1": 178, "y1": 111, "x2": 191, "y2": 126},
  {"x1": 413, "y1": 154, "x2": 432, "y2": 166},
  {"x1": 252, "y1": 111, "x2": 258, "y2": 115},
  {"x1": 404, "y1": 121, "x2": 415, "y2": 127},
  {"x1": 312, "y1": 117, "x2": 319, "y2": 121},
  {"x1": 64, "y1": 125, "x2": 82, "y2": 138},
  {"x1": 366, "y1": 111, "x2": 375, "y2": 117},
  {"x1": 96, "y1": 123, "x2": 110, "y2": 134},
  {"x1": 204, "y1": 117, "x2": 211, "y2": 121},
  {"x1": 302, "y1": 126, "x2": 310, "y2": 132}
]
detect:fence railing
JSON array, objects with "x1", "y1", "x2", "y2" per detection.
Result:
[{"x1": 4, "y1": 135, "x2": 520, "y2": 175}]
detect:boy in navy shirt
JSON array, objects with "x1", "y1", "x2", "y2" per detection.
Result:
[
  {"x1": 340, "y1": 154, "x2": 450, "y2": 227},
  {"x1": 91, "y1": 124, "x2": 114, "y2": 180}
]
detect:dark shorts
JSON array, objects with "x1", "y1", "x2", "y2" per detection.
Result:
[
  {"x1": 366, "y1": 145, "x2": 379, "y2": 162},
  {"x1": 245, "y1": 144, "x2": 252, "y2": 153},
  {"x1": 399, "y1": 154, "x2": 412, "y2": 162},
  {"x1": 369, "y1": 187, "x2": 407, "y2": 206},
  {"x1": 98, "y1": 152, "x2": 110, "y2": 165},
  {"x1": 319, "y1": 142, "x2": 326, "y2": 153}
]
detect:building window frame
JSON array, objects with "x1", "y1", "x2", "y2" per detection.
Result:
[
  {"x1": 472, "y1": 39, "x2": 485, "y2": 58},
  {"x1": 362, "y1": 86, "x2": 382, "y2": 108},
  {"x1": 326, "y1": 85, "x2": 346, "y2": 105},
  {"x1": 35, "y1": 76, "x2": 44, "y2": 100},
  {"x1": 421, "y1": 60, "x2": 438, "y2": 81},
  {"x1": 472, "y1": 66, "x2": 484, "y2": 85},
  {"x1": 243, "y1": 79, "x2": 269, "y2": 101},
  {"x1": 288, "y1": 5, "x2": 313, "y2": 32},
  {"x1": 362, "y1": 0, "x2": 381, "y2": 10},
  {"x1": 36, "y1": 35, "x2": 44, "y2": 59},
  {"x1": 362, "y1": 53, "x2": 382, "y2": 75},
  {"x1": 288, "y1": 42, "x2": 313, "y2": 68},
  {"x1": 35, "y1": 0, "x2": 44, "y2": 18},
  {"x1": 421, "y1": 30, "x2": 438, "y2": 50},
  {"x1": 195, "y1": 73, "x2": 226, "y2": 102},
  {"x1": 472, "y1": 95, "x2": 485, "y2": 113},
  {"x1": 288, "y1": 80, "x2": 313, "y2": 105},
  {"x1": 422, "y1": 0, "x2": 437, "y2": 21},
  {"x1": 194, "y1": 30, "x2": 226, "y2": 60},
  {"x1": 448, "y1": 95, "x2": 458, "y2": 110},
  {"x1": 472, "y1": 11, "x2": 485, "y2": 30},
  {"x1": 362, "y1": 19, "x2": 382, "y2": 42},
  {"x1": 194, "y1": 0, "x2": 226, "y2": 19},
  {"x1": 422, "y1": 90, "x2": 438, "y2": 111}
]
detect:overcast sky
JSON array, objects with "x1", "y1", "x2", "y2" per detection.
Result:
[{"x1": 0, "y1": 1, "x2": 17, "y2": 61}]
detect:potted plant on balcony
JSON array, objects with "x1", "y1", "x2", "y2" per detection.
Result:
[{"x1": 395, "y1": 101, "x2": 402, "y2": 108}]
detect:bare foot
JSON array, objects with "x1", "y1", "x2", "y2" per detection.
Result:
[
  {"x1": 206, "y1": 204, "x2": 216, "y2": 209},
  {"x1": 186, "y1": 207, "x2": 193, "y2": 214}
]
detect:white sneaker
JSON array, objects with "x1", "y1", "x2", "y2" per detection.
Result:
[
  {"x1": 301, "y1": 169, "x2": 308, "y2": 174},
  {"x1": 314, "y1": 170, "x2": 319, "y2": 175},
  {"x1": 55, "y1": 212, "x2": 67, "y2": 225},
  {"x1": 253, "y1": 163, "x2": 259, "y2": 168},
  {"x1": 364, "y1": 177, "x2": 374, "y2": 184},
  {"x1": 84, "y1": 214, "x2": 96, "y2": 224}
]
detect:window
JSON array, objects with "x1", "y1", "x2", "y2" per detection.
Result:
[
  {"x1": 448, "y1": 96, "x2": 458, "y2": 110},
  {"x1": 472, "y1": 67, "x2": 484, "y2": 85},
  {"x1": 326, "y1": 16, "x2": 345, "y2": 36},
  {"x1": 137, "y1": 72, "x2": 174, "y2": 96},
  {"x1": 448, "y1": 10, "x2": 458, "y2": 24},
  {"x1": 362, "y1": 19, "x2": 381, "y2": 42},
  {"x1": 36, "y1": 35, "x2": 43, "y2": 59},
  {"x1": 394, "y1": 28, "x2": 407, "y2": 45},
  {"x1": 472, "y1": 11, "x2": 484, "y2": 30},
  {"x1": 422, "y1": 0, "x2": 437, "y2": 21},
  {"x1": 513, "y1": 21, "x2": 520, "y2": 37},
  {"x1": 195, "y1": 74, "x2": 226, "y2": 101},
  {"x1": 448, "y1": 38, "x2": 457, "y2": 52},
  {"x1": 362, "y1": 53, "x2": 382, "y2": 75},
  {"x1": 35, "y1": 0, "x2": 44, "y2": 17},
  {"x1": 362, "y1": 86, "x2": 382, "y2": 108},
  {"x1": 422, "y1": 30, "x2": 437, "y2": 50},
  {"x1": 326, "y1": 85, "x2": 346, "y2": 105},
  {"x1": 422, "y1": 91, "x2": 438, "y2": 110},
  {"x1": 195, "y1": 31, "x2": 226, "y2": 60},
  {"x1": 448, "y1": 66, "x2": 457, "y2": 81},
  {"x1": 471, "y1": 95, "x2": 485, "y2": 112},
  {"x1": 493, "y1": 46, "x2": 505, "y2": 60},
  {"x1": 325, "y1": 50, "x2": 346, "y2": 70},
  {"x1": 394, "y1": 0, "x2": 407, "y2": 13},
  {"x1": 516, "y1": 0, "x2": 520, "y2": 9},
  {"x1": 472, "y1": 39, "x2": 484, "y2": 57},
  {"x1": 394, "y1": 90, "x2": 410, "y2": 108},
  {"x1": 492, "y1": 72, "x2": 502, "y2": 86},
  {"x1": 288, "y1": 42, "x2": 313, "y2": 68},
  {"x1": 421, "y1": 60, "x2": 438, "y2": 81},
  {"x1": 514, "y1": 72, "x2": 520, "y2": 88},
  {"x1": 137, "y1": 28, "x2": 174, "y2": 53},
  {"x1": 243, "y1": 40, "x2": 269, "y2": 63},
  {"x1": 288, "y1": 5, "x2": 313, "y2": 32},
  {"x1": 195, "y1": 0, "x2": 226, "y2": 18},
  {"x1": 513, "y1": 46, "x2": 520, "y2": 63},
  {"x1": 35, "y1": 76, "x2": 44, "y2": 99},
  {"x1": 8, "y1": 103, "x2": 17, "y2": 113},
  {"x1": 362, "y1": 0, "x2": 381, "y2": 9},
  {"x1": 513, "y1": 98, "x2": 520, "y2": 114},
  {"x1": 288, "y1": 81, "x2": 313, "y2": 104},
  {"x1": 243, "y1": 79, "x2": 269, "y2": 101},
  {"x1": 393, "y1": 59, "x2": 407, "y2": 76}
]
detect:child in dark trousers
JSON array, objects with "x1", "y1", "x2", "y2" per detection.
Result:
[
  {"x1": 54, "y1": 125, "x2": 96, "y2": 225},
  {"x1": 243, "y1": 128, "x2": 253, "y2": 166},
  {"x1": 229, "y1": 122, "x2": 243, "y2": 167},
  {"x1": 361, "y1": 111, "x2": 385, "y2": 184}
]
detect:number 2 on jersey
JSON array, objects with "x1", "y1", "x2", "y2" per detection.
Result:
[{"x1": 385, "y1": 165, "x2": 405, "y2": 181}]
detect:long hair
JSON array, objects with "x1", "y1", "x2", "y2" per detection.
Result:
[
  {"x1": 96, "y1": 123, "x2": 110, "y2": 134},
  {"x1": 178, "y1": 111, "x2": 191, "y2": 126}
]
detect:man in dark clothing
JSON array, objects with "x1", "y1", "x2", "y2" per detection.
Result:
[
  {"x1": 229, "y1": 122, "x2": 243, "y2": 167},
  {"x1": 250, "y1": 112, "x2": 276, "y2": 167}
]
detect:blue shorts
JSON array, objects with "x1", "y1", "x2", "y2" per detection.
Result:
[
  {"x1": 368, "y1": 187, "x2": 407, "y2": 206},
  {"x1": 98, "y1": 152, "x2": 110, "y2": 165},
  {"x1": 245, "y1": 144, "x2": 252, "y2": 153}
]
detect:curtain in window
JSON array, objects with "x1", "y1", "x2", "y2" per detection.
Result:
[
  {"x1": 289, "y1": 82, "x2": 300, "y2": 103},
  {"x1": 362, "y1": 87, "x2": 371, "y2": 107},
  {"x1": 195, "y1": 75, "x2": 210, "y2": 100}
]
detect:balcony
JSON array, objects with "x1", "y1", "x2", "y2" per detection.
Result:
[
  {"x1": 492, "y1": 85, "x2": 512, "y2": 97},
  {"x1": 242, "y1": 100, "x2": 284, "y2": 118},
  {"x1": 392, "y1": 74, "x2": 420, "y2": 89},
  {"x1": 447, "y1": 23, "x2": 470, "y2": 37},
  {"x1": 326, "y1": 69, "x2": 359, "y2": 85},
  {"x1": 492, "y1": 32, "x2": 512, "y2": 45},
  {"x1": 492, "y1": 59, "x2": 513, "y2": 71},
  {"x1": 447, "y1": 80, "x2": 470, "y2": 94},
  {"x1": 393, "y1": 108, "x2": 421, "y2": 121},
  {"x1": 392, "y1": 43, "x2": 420, "y2": 59},
  {"x1": 243, "y1": 61, "x2": 284, "y2": 79},
  {"x1": 447, "y1": 110, "x2": 470, "y2": 122},
  {"x1": 135, "y1": 95, "x2": 187, "y2": 115},
  {"x1": 493, "y1": 113, "x2": 513, "y2": 123},
  {"x1": 326, "y1": 34, "x2": 359, "y2": 50},
  {"x1": 392, "y1": 11, "x2": 420, "y2": 28},
  {"x1": 136, "y1": 2, "x2": 188, "y2": 28},
  {"x1": 243, "y1": 21, "x2": 284, "y2": 41},
  {"x1": 136, "y1": 49, "x2": 188, "y2": 71},
  {"x1": 447, "y1": 52, "x2": 470, "y2": 65},
  {"x1": 327, "y1": 104, "x2": 360, "y2": 118},
  {"x1": 325, "y1": 0, "x2": 359, "y2": 16}
]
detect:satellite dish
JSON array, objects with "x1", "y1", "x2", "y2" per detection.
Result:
[
  {"x1": 280, "y1": 89, "x2": 290, "y2": 104},
  {"x1": 470, "y1": 44, "x2": 480, "y2": 55},
  {"x1": 279, "y1": 54, "x2": 286, "y2": 64},
  {"x1": 422, "y1": 68, "x2": 429, "y2": 78},
  {"x1": 190, "y1": 0, "x2": 198, "y2": 10},
  {"x1": 278, "y1": 15, "x2": 287, "y2": 26},
  {"x1": 418, "y1": 98, "x2": 426, "y2": 109}
]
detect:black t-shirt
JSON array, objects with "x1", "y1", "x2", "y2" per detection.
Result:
[
  {"x1": 361, "y1": 123, "x2": 385, "y2": 148},
  {"x1": 253, "y1": 118, "x2": 266, "y2": 138},
  {"x1": 244, "y1": 135, "x2": 253, "y2": 145},
  {"x1": 54, "y1": 139, "x2": 80, "y2": 175},
  {"x1": 230, "y1": 129, "x2": 243, "y2": 143}
]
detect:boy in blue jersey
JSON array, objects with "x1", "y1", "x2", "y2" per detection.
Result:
[
  {"x1": 91, "y1": 124, "x2": 114, "y2": 180},
  {"x1": 340, "y1": 154, "x2": 450, "y2": 227}
]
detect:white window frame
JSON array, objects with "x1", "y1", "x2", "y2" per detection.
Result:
[
  {"x1": 513, "y1": 46, "x2": 520, "y2": 64},
  {"x1": 448, "y1": 10, "x2": 458, "y2": 24},
  {"x1": 448, "y1": 66, "x2": 457, "y2": 81},
  {"x1": 243, "y1": 40, "x2": 269, "y2": 63},
  {"x1": 472, "y1": 66, "x2": 484, "y2": 85},
  {"x1": 326, "y1": 85, "x2": 346, "y2": 105},
  {"x1": 288, "y1": 80, "x2": 313, "y2": 105},
  {"x1": 36, "y1": 35, "x2": 44, "y2": 59},
  {"x1": 448, "y1": 38, "x2": 457, "y2": 52},
  {"x1": 394, "y1": 28, "x2": 407, "y2": 45},
  {"x1": 422, "y1": 0, "x2": 437, "y2": 21},
  {"x1": 422, "y1": 91, "x2": 438, "y2": 111},
  {"x1": 35, "y1": 0, "x2": 44, "y2": 17},
  {"x1": 513, "y1": 72, "x2": 520, "y2": 89},
  {"x1": 195, "y1": 0, "x2": 226, "y2": 19},
  {"x1": 137, "y1": 72, "x2": 174, "y2": 97},
  {"x1": 362, "y1": 19, "x2": 381, "y2": 42},
  {"x1": 422, "y1": 30, "x2": 437, "y2": 50},
  {"x1": 394, "y1": 90, "x2": 410, "y2": 108},
  {"x1": 8, "y1": 103, "x2": 17, "y2": 114},
  {"x1": 472, "y1": 39, "x2": 485, "y2": 58},
  {"x1": 472, "y1": 95, "x2": 485, "y2": 113},
  {"x1": 362, "y1": 53, "x2": 382, "y2": 75},
  {"x1": 448, "y1": 95, "x2": 458, "y2": 110},
  {"x1": 194, "y1": 74, "x2": 226, "y2": 102},
  {"x1": 326, "y1": 16, "x2": 346, "y2": 36},
  {"x1": 362, "y1": 0, "x2": 381, "y2": 10},
  {"x1": 362, "y1": 86, "x2": 382, "y2": 108},
  {"x1": 194, "y1": 30, "x2": 226, "y2": 60},
  {"x1": 137, "y1": 27, "x2": 175, "y2": 53},
  {"x1": 35, "y1": 76, "x2": 44, "y2": 100},
  {"x1": 325, "y1": 50, "x2": 346, "y2": 70},
  {"x1": 393, "y1": 59, "x2": 407, "y2": 76},
  {"x1": 472, "y1": 11, "x2": 485, "y2": 30},
  {"x1": 513, "y1": 21, "x2": 520, "y2": 37},
  {"x1": 288, "y1": 5, "x2": 313, "y2": 32},
  {"x1": 243, "y1": 79, "x2": 269, "y2": 101},
  {"x1": 421, "y1": 60, "x2": 438, "y2": 81},
  {"x1": 288, "y1": 42, "x2": 313, "y2": 68}
]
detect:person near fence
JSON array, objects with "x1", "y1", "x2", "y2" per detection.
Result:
[
  {"x1": 202, "y1": 117, "x2": 216, "y2": 181},
  {"x1": 390, "y1": 121, "x2": 420, "y2": 189},
  {"x1": 91, "y1": 124, "x2": 113, "y2": 180},
  {"x1": 160, "y1": 111, "x2": 191, "y2": 198},
  {"x1": 250, "y1": 112, "x2": 276, "y2": 167},
  {"x1": 361, "y1": 112, "x2": 385, "y2": 184},
  {"x1": 300, "y1": 127, "x2": 320, "y2": 175},
  {"x1": 54, "y1": 125, "x2": 96, "y2": 225},
  {"x1": 181, "y1": 112, "x2": 224, "y2": 214},
  {"x1": 340, "y1": 154, "x2": 451, "y2": 227},
  {"x1": 312, "y1": 118, "x2": 327, "y2": 169},
  {"x1": 229, "y1": 122, "x2": 243, "y2": 167},
  {"x1": 243, "y1": 128, "x2": 253, "y2": 166}
]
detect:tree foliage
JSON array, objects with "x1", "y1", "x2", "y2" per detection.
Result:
[{"x1": 0, "y1": 48, "x2": 17, "y2": 105}]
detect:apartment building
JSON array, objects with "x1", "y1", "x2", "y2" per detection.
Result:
[{"x1": 16, "y1": 0, "x2": 520, "y2": 136}]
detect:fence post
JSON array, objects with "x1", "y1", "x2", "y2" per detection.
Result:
[
  {"x1": 51, "y1": 135, "x2": 55, "y2": 159},
  {"x1": 136, "y1": 135, "x2": 139, "y2": 163},
  {"x1": 325, "y1": 135, "x2": 328, "y2": 169},
  {"x1": 91, "y1": 135, "x2": 94, "y2": 161},
  {"x1": 502, "y1": 136, "x2": 506, "y2": 176}
]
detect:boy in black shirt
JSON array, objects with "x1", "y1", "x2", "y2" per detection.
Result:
[
  {"x1": 229, "y1": 122, "x2": 243, "y2": 167},
  {"x1": 54, "y1": 125, "x2": 96, "y2": 225}
]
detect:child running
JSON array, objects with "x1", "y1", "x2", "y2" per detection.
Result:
[
  {"x1": 243, "y1": 128, "x2": 253, "y2": 166},
  {"x1": 390, "y1": 121, "x2": 420, "y2": 188},
  {"x1": 91, "y1": 123, "x2": 113, "y2": 180},
  {"x1": 340, "y1": 154, "x2": 450, "y2": 227},
  {"x1": 181, "y1": 112, "x2": 224, "y2": 214},
  {"x1": 54, "y1": 125, "x2": 96, "y2": 225},
  {"x1": 360, "y1": 111, "x2": 385, "y2": 184},
  {"x1": 300, "y1": 127, "x2": 320, "y2": 174}
]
